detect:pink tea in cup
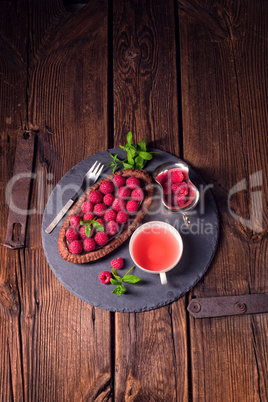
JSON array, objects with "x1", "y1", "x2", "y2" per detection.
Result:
[
  {"x1": 129, "y1": 222, "x2": 183, "y2": 285},
  {"x1": 131, "y1": 226, "x2": 180, "y2": 271}
]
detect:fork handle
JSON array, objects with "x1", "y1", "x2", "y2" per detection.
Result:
[{"x1": 45, "y1": 199, "x2": 74, "y2": 234}]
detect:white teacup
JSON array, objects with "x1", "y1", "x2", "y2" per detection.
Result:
[{"x1": 129, "y1": 221, "x2": 183, "y2": 285}]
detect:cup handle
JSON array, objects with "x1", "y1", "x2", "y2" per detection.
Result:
[{"x1": 160, "y1": 272, "x2": 167, "y2": 285}]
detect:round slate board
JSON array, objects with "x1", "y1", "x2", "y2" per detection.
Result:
[{"x1": 42, "y1": 148, "x2": 219, "y2": 312}]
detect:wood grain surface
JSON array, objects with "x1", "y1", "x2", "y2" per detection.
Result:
[
  {"x1": 179, "y1": 0, "x2": 268, "y2": 400},
  {"x1": 0, "y1": 0, "x2": 267, "y2": 400}
]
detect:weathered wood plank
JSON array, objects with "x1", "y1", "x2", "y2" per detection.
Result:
[
  {"x1": 1, "y1": 0, "x2": 112, "y2": 400},
  {"x1": 0, "y1": 1, "x2": 28, "y2": 400},
  {"x1": 113, "y1": 1, "x2": 188, "y2": 400},
  {"x1": 179, "y1": 0, "x2": 268, "y2": 400}
]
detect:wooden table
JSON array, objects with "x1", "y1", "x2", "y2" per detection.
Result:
[{"x1": 1, "y1": 0, "x2": 267, "y2": 400}]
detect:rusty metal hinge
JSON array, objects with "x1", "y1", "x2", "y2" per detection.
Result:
[
  {"x1": 4, "y1": 130, "x2": 36, "y2": 249},
  {"x1": 187, "y1": 293, "x2": 268, "y2": 318}
]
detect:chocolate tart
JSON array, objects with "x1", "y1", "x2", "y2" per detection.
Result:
[{"x1": 58, "y1": 169, "x2": 154, "y2": 263}]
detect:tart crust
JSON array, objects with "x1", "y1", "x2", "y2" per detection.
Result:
[{"x1": 58, "y1": 169, "x2": 154, "y2": 263}]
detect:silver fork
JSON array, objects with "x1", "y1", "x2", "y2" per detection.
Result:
[{"x1": 45, "y1": 161, "x2": 104, "y2": 234}]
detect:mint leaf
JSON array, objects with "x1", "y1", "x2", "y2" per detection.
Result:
[
  {"x1": 134, "y1": 155, "x2": 145, "y2": 169},
  {"x1": 85, "y1": 226, "x2": 91, "y2": 237},
  {"x1": 80, "y1": 219, "x2": 104, "y2": 238},
  {"x1": 127, "y1": 152, "x2": 134, "y2": 165},
  {"x1": 110, "y1": 278, "x2": 121, "y2": 286},
  {"x1": 122, "y1": 275, "x2": 141, "y2": 284},
  {"x1": 128, "y1": 146, "x2": 137, "y2": 157},
  {"x1": 112, "y1": 284, "x2": 126, "y2": 296},
  {"x1": 112, "y1": 287, "x2": 120, "y2": 295},
  {"x1": 138, "y1": 139, "x2": 147, "y2": 151},
  {"x1": 109, "y1": 266, "x2": 141, "y2": 296},
  {"x1": 108, "y1": 132, "x2": 160, "y2": 172},
  {"x1": 92, "y1": 221, "x2": 104, "y2": 232},
  {"x1": 119, "y1": 145, "x2": 128, "y2": 151},
  {"x1": 111, "y1": 268, "x2": 122, "y2": 282},
  {"x1": 139, "y1": 151, "x2": 153, "y2": 160},
  {"x1": 123, "y1": 162, "x2": 134, "y2": 169},
  {"x1": 127, "y1": 131, "x2": 133, "y2": 145}
]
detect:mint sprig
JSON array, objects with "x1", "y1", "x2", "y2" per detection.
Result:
[
  {"x1": 108, "y1": 131, "x2": 159, "y2": 172},
  {"x1": 80, "y1": 218, "x2": 104, "y2": 238},
  {"x1": 110, "y1": 266, "x2": 141, "y2": 296}
]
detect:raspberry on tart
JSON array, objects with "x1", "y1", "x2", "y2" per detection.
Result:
[
  {"x1": 95, "y1": 231, "x2": 109, "y2": 246},
  {"x1": 83, "y1": 212, "x2": 95, "y2": 221},
  {"x1": 93, "y1": 203, "x2": 107, "y2": 216},
  {"x1": 83, "y1": 238, "x2": 96, "y2": 252},
  {"x1": 100, "y1": 180, "x2": 114, "y2": 195},
  {"x1": 103, "y1": 193, "x2": 115, "y2": 206},
  {"x1": 106, "y1": 220, "x2": 120, "y2": 236},
  {"x1": 126, "y1": 176, "x2": 140, "y2": 189},
  {"x1": 112, "y1": 198, "x2": 126, "y2": 212},
  {"x1": 66, "y1": 227, "x2": 79, "y2": 242},
  {"x1": 113, "y1": 175, "x2": 125, "y2": 188},
  {"x1": 126, "y1": 200, "x2": 138, "y2": 213},
  {"x1": 131, "y1": 188, "x2": 144, "y2": 202},
  {"x1": 104, "y1": 209, "x2": 117, "y2": 222},
  {"x1": 81, "y1": 201, "x2": 94, "y2": 213},
  {"x1": 69, "y1": 215, "x2": 81, "y2": 228},
  {"x1": 89, "y1": 190, "x2": 103, "y2": 204},
  {"x1": 68, "y1": 240, "x2": 83, "y2": 254},
  {"x1": 116, "y1": 211, "x2": 129, "y2": 224},
  {"x1": 118, "y1": 186, "x2": 131, "y2": 199}
]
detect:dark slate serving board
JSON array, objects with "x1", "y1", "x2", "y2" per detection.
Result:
[{"x1": 41, "y1": 148, "x2": 219, "y2": 312}]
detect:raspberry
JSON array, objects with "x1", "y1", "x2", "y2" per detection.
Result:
[
  {"x1": 81, "y1": 201, "x2": 94, "y2": 213},
  {"x1": 69, "y1": 240, "x2": 83, "y2": 254},
  {"x1": 126, "y1": 200, "x2": 138, "y2": 213},
  {"x1": 70, "y1": 215, "x2": 81, "y2": 228},
  {"x1": 100, "y1": 180, "x2": 114, "y2": 195},
  {"x1": 131, "y1": 188, "x2": 144, "y2": 202},
  {"x1": 118, "y1": 186, "x2": 131, "y2": 199},
  {"x1": 83, "y1": 238, "x2": 96, "y2": 252},
  {"x1": 104, "y1": 209, "x2": 117, "y2": 222},
  {"x1": 126, "y1": 177, "x2": 140, "y2": 190},
  {"x1": 106, "y1": 220, "x2": 120, "y2": 236},
  {"x1": 99, "y1": 271, "x2": 112, "y2": 284},
  {"x1": 83, "y1": 212, "x2": 95, "y2": 221},
  {"x1": 112, "y1": 198, "x2": 126, "y2": 212},
  {"x1": 93, "y1": 203, "x2": 107, "y2": 216},
  {"x1": 174, "y1": 194, "x2": 187, "y2": 207},
  {"x1": 163, "y1": 180, "x2": 172, "y2": 195},
  {"x1": 172, "y1": 182, "x2": 189, "y2": 196},
  {"x1": 111, "y1": 257, "x2": 124, "y2": 269},
  {"x1": 113, "y1": 175, "x2": 126, "y2": 188},
  {"x1": 80, "y1": 225, "x2": 91, "y2": 239},
  {"x1": 116, "y1": 211, "x2": 129, "y2": 224},
  {"x1": 89, "y1": 190, "x2": 103, "y2": 204},
  {"x1": 171, "y1": 169, "x2": 184, "y2": 183},
  {"x1": 95, "y1": 231, "x2": 109, "y2": 246},
  {"x1": 103, "y1": 193, "x2": 115, "y2": 206},
  {"x1": 66, "y1": 227, "x2": 79, "y2": 242},
  {"x1": 96, "y1": 218, "x2": 105, "y2": 227}
]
